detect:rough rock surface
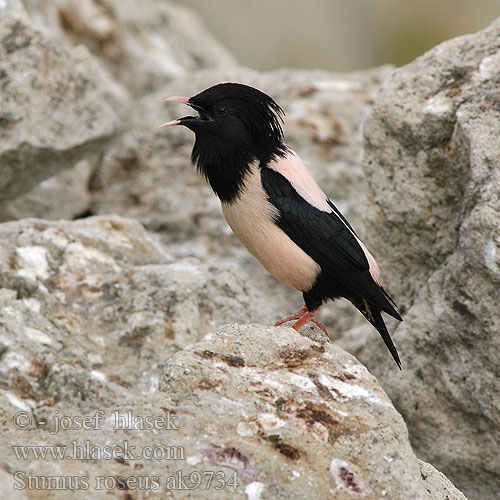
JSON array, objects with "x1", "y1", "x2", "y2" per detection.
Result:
[
  {"x1": 21, "y1": 0, "x2": 237, "y2": 96},
  {"x1": 0, "y1": 0, "x2": 478, "y2": 498},
  {"x1": 0, "y1": 160, "x2": 94, "y2": 222},
  {"x1": 0, "y1": 216, "x2": 279, "y2": 400},
  {"x1": 0, "y1": 316, "x2": 466, "y2": 499},
  {"x1": 0, "y1": 1, "x2": 121, "y2": 204},
  {"x1": 362, "y1": 18, "x2": 500, "y2": 500},
  {"x1": 0, "y1": 0, "x2": 236, "y2": 214},
  {"x1": 418, "y1": 461, "x2": 468, "y2": 500}
]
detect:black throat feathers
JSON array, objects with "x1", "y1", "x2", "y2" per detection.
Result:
[{"x1": 191, "y1": 135, "x2": 288, "y2": 204}]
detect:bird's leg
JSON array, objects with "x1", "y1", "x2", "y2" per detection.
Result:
[
  {"x1": 291, "y1": 306, "x2": 328, "y2": 335},
  {"x1": 275, "y1": 305, "x2": 329, "y2": 336},
  {"x1": 274, "y1": 304, "x2": 308, "y2": 327}
]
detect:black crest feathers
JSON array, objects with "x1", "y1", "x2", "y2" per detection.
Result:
[
  {"x1": 187, "y1": 83, "x2": 288, "y2": 202},
  {"x1": 191, "y1": 82, "x2": 287, "y2": 156}
]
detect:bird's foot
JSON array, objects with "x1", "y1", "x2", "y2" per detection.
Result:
[
  {"x1": 275, "y1": 305, "x2": 329, "y2": 336},
  {"x1": 274, "y1": 305, "x2": 308, "y2": 326}
]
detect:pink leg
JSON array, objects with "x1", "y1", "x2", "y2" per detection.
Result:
[
  {"x1": 274, "y1": 305, "x2": 307, "y2": 326},
  {"x1": 275, "y1": 305, "x2": 329, "y2": 336}
]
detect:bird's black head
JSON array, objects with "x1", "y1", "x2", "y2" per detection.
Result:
[{"x1": 163, "y1": 82, "x2": 288, "y2": 203}]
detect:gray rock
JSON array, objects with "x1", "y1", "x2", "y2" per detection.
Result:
[
  {"x1": 0, "y1": 1, "x2": 121, "y2": 206},
  {"x1": 0, "y1": 1, "x2": 476, "y2": 496},
  {"x1": 0, "y1": 216, "x2": 279, "y2": 403},
  {"x1": 156, "y1": 323, "x2": 462, "y2": 499},
  {"x1": 0, "y1": 0, "x2": 237, "y2": 218},
  {"x1": 20, "y1": 0, "x2": 237, "y2": 96},
  {"x1": 0, "y1": 319, "x2": 467, "y2": 499},
  {"x1": 419, "y1": 460, "x2": 467, "y2": 500},
  {"x1": 0, "y1": 216, "x2": 466, "y2": 498},
  {"x1": 0, "y1": 159, "x2": 93, "y2": 222},
  {"x1": 362, "y1": 17, "x2": 500, "y2": 500}
]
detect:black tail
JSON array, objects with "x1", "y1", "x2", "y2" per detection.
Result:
[
  {"x1": 380, "y1": 286, "x2": 403, "y2": 321},
  {"x1": 352, "y1": 297, "x2": 402, "y2": 369},
  {"x1": 370, "y1": 306, "x2": 401, "y2": 370}
]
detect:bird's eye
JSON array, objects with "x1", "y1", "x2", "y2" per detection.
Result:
[{"x1": 215, "y1": 105, "x2": 227, "y2": 117}]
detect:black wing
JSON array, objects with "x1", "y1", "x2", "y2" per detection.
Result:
[{"x1": 261, "y1": 167, "x2": 398, "y2": 317}]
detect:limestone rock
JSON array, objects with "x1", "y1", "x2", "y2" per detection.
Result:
[
  {"x1": 0, "y1": 160, "x2": 94, "y2": 222},
  {"x1": 419, "y1": 460, "x2": 467, "y2": 500},
  {"x1": 155, "y1": 323, "x2": 464, "y2": 499},
  {"x1": 0, "y1": 216, "x2": 278, "y2": 402},
  {"x1": 20, "y1": 0, "x2": 237, "y2": 96},
  {"x1": 362, "y1": 17, "x2": 500, "y2": 500},
  {"x1": 0, "y1": 321, "x2": 467, "y2": 499},
  {"x1": 0, "y1": 1, "x2": 121, "y2": 204}
]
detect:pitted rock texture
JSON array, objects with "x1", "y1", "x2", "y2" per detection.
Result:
[
  {"x1": 0, "y1": 322, "x2": 467, "y2": 500},
  {"x1": 0, "y1": 217, "x2": 279, "y2": 403},
  {"x1": 362, "y1": 17, "x2": 500, "y2": 500}
]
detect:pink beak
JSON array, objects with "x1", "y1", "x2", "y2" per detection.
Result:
[
  {"x1": 161, "y1": 96, "x2": 191, "y2": 127},
  {"x1": 160, "y1": 119, "x2": 181, "y2": 127},
  {"x1": 163, "y1": 96, "x2": 190, "y2": 104}
]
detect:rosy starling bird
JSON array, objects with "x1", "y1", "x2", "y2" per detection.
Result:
[{"x1": 162, "y1": 83, "x2": 402, "y2": 368}]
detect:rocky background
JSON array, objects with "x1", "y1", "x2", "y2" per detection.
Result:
[{"x1": 0, "y1": 1, "x2": 498, "y2": 499}]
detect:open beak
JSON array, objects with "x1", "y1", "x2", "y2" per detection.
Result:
[{"x1": 161, "y1": 95, "x2": 212, "y2": 127}]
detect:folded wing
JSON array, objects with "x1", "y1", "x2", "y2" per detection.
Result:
[{"x1": 260, "y1": 166, "x2": 401, "y2": 321}]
